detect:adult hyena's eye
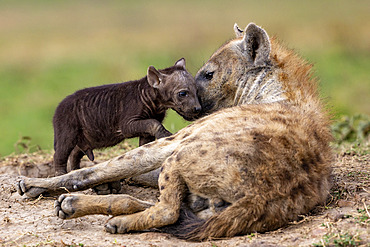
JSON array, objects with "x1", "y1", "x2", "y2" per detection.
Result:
[
  {"x1": 178, "y1": 91, "x2": 188, "y2": 97},
  {"x1": 205, "y1": 71, "x2": 214, "y2": 80}
]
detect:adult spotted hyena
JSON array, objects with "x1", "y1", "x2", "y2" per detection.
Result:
[{"x1": 17, "y1": 23, "x2": 333, "y2": 241}]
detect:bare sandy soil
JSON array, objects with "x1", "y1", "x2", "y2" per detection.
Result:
[{"x1": 0, "y1": 146, "x2": 369, "y2": 247}]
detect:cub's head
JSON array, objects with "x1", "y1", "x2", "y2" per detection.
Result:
[
  {"x1": 195, "y1": 23, "x2": 273, "y2": 115},
  {"x1": 147, "y1": 58, "x2": 201, "y2": 121}
]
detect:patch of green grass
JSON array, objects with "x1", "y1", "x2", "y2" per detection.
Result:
[
  {"x1": 330, "y1": 114, "x2": 370, "y2": 155},
  {"x1": 247, "y1": 232, "x2": 256, "y2": 240},
  {"x1": 313, "y1": 232, "x2": 361, "y2": 247},
  {"x1": 314, "y1": 207, "x2": 369, "y2": 246},
  {"x1": 342, "y1": 206, "x2": 370, "y2": 226},
  {"x1": 355, "y1": 206, "x2": 370, "y2": 224},
  {"x1": 331, "y1": 114, "x2": 370, "y2": 144}
]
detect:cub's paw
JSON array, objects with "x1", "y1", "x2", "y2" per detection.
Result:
[
  {"x1": 54, "y1": 194, "x2": 80, "y2": 219},
  {"x1": 16, "y1": 178, "x2": 48, "y2": 198}
]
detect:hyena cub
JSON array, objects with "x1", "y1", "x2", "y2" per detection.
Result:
[{"x1": 53, "y1": 58, "x2": 200, "y2": 176}]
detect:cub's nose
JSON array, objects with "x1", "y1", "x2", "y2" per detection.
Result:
[{"x1": 194, "y1": 106, "x2": 202, "y2": 113}]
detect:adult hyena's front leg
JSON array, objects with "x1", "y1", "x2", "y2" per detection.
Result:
[
  {"x1": 55, "y1": 194, "x2": 154, "y2": 219},
  {"x1": 16, "y1": 139, "x2": 179, "y2": 198},
  {"x1": 129, "y1": 168, "x2": 161, "y2": 188},
  {"x1": 16, "y1": 166, "x2": 100, "y2": 198},
  {"x1": 105, "y1": 160, "x2": 185, "y2": 234}
]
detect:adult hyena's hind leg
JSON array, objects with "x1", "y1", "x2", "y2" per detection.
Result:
[
  {"x1": 55, "y1": 194, "x2": 154, "y2": 219},
  {"x1": 105, "y1": 161, "x2": 186, "y2": 234}
]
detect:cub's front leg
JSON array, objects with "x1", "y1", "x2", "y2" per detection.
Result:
[
  {"x1": 124, "y1": 119, "x2": 172, "y2": 140},
  {"x1": 139, "y1": 135, "x2": 156, "y2": 146}
]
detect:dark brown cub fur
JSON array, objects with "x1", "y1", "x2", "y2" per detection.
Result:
[{"x1": 53, "y1": 58, "x2": 200, "y2": 176}]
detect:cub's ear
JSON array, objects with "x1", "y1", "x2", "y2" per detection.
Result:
[
  {"x1": 147, "y1": 66, "x2": 164, "y2": 88},
  {"x1": 234, "y1": 23, "x2": 243, "y2": 38},
  {"x1": 239, "y1": 23, "x2": 271, "y2": 66},
  {"x1": 174, "y1": 58, "x2": 186, "y2": 69}
]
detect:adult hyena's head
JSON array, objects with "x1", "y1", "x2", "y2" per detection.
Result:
[{"x1": 195, "y1": 23, "x2": 286, "y2": 115}]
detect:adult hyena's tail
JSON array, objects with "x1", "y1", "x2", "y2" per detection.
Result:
[
  {"x1": 163, "y1": 194, "x2": 289, "y2": 241},
  {"x1": 159, "y1": 206, "x2": 205, "y2": 238}
]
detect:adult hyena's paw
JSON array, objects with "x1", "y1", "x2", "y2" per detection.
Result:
[
  {"x1": 92, "y1": 181, "x2": 122, "y2": 195},
  {"x1": 105, "y1": 215, "x2": 131, "y2": 234},
  {"x1": 54, "y1": 194, "x2": 80, "y2": 219},
  {"x1": 16, "y1": 178, "x2": 48, "y2": 198}
]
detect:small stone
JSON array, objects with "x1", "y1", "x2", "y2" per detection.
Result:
[
  {"x1": 329, "y1": 213, "x2": 345, "y2": 222},
  {"x1": 337, "y1": 199, "x2": 355, "y2": 207},
  {"x1": 311, "y1": 227, "x2": 327, "y2": 237}
]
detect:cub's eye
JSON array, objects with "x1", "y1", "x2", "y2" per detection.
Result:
[
  {"x1": 205, "y1": 71, "x2": 214, "y2": 80},
  {"x1": 178, "y1": 91, "x2": 188, "y2": 97}
]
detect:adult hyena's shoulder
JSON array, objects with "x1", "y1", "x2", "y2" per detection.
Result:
[{"x1": 170, "y1": 102, "x2": 331, "y2": 157}]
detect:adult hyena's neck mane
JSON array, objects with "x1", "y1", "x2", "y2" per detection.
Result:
[
  {"x1": 269, "y1": 38, "x2": 322, "y2": 110},
  {"x1": 229, "y1": 38, "x2": 322, "y2": 111}
]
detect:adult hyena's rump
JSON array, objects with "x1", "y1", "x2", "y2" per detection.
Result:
[{"x1": 157, "y1": 104, "x2": 332, "y2": 240}]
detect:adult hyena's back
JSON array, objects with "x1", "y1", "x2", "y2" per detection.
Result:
[
  {"x1": 166, "y1": 102, "x2": 332, "y2": 239},
  {"x1": 176, "y1": 102, "x2": 332, "y2": 204}
]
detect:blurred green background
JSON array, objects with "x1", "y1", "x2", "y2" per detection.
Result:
[{"x1": 0, "y1": 0, "x2": 369, "y2": 157}]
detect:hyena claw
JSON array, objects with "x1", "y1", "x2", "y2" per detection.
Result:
[
  {"x1": 16, "y1": 178, "x2": 48, "y2": 198},
  {"x1": 104, "y1": 223, "x2": 118, "y2": 234}
]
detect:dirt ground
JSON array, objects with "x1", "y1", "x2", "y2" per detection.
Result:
[{"x1": 0, "y1": 145, "x2": 369, "y2": 247}]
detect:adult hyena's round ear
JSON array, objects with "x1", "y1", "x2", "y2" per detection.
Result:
[
  {"x1": 174, "y1": 58, "x2": 186, "y2": 69},
  {"x1": 240, "y1": 23, "x2": 271, "y2": 66},
  {"x1": 147, "y1": 66, "x2": 164, "y2": 89},
  {"x1": 234, "y1": 23, "x2": 243, "y2": 38}
]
